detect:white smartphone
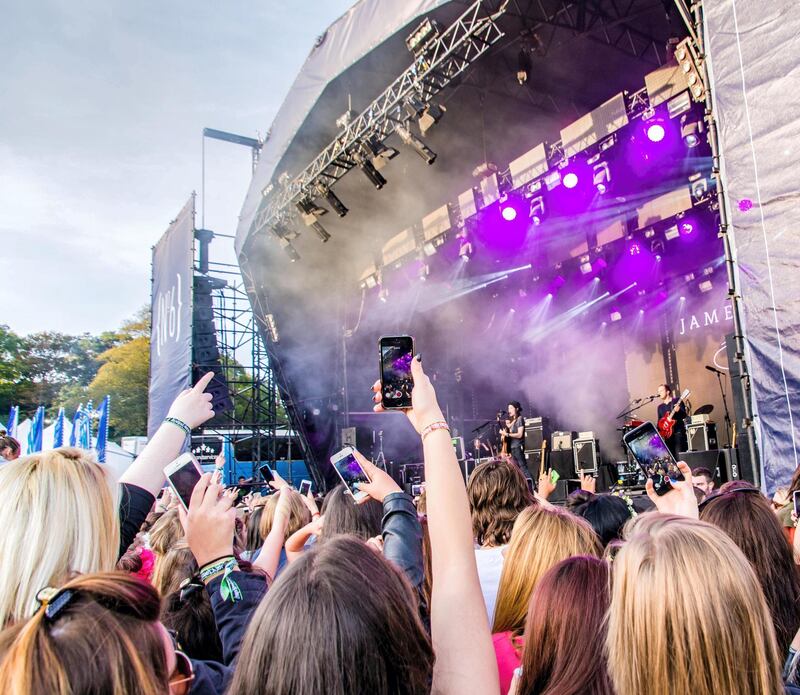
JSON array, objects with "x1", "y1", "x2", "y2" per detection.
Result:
[
  {"x1": 330, "y1": 446, "x2": 370, "y2": 502},
  {"x1": 299, "y1": 479, "x2": 312, "y2": 496},
  {"x1": 163, "y1": 452, "x2": 203, "y2": 510}
]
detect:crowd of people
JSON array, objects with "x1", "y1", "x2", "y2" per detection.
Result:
[{"x1": 1, "y1": 360, "x2": 800, "y2": 694}]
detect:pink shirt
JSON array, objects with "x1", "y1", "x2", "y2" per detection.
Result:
[{"x1": 493, "y1": 631, "x2": 524, "y2": 695}]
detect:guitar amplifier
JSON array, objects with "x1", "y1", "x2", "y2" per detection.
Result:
[
  {"x1": 524, "y1": 417, "x2": 551, "y2": 452},
  {"x1": 573, "y1": 437, "x2": 599, "y2": 475},
  {"x1": 552, "y1": 431, "x2": 576, "y2": 452},
  {"x1": 549, "y1": 449, "x2": 575, "y2": 480},
  {"x1": 524, "y1": 448, "x2": 548, "y2": 479},
  {"x1": 687, "y1": 422, "x2": 718, "y2": 452}
]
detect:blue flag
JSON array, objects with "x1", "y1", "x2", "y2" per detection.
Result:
[
  {"x1": 69, "y1": 404, "x2": 82, "y2": 447},
  {"x1": 79, "y1": 402, "x2": 93, "y2": 450},
  {"x1": 5, "y1": 406, "x2": 18, "y2": 438},
  {"x1": 52, "y1": 408, "x2": 65, "y2": 449},
  {"x1": 95, "y1": 396, "x2": 110, "y2": 463},
  {"x1": 27, "y1": 406, "x2": 45, "y2": 454}
]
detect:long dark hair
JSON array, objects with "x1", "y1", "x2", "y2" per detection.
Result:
[
  {"x1": 700, "y1": 489, "x2": 800, "y2": 655},
  {"x1": 519, "y1": 556, "x2": 613, "y2": 695},
  {"x1": 572, "y1": 494, "x2": 633, "y2": 547},
  {"x1": 508, "y1": 401, "x2": 523, "y2": 418},
  {"x1": 320, "y1": 484, "x2": 383, "y2": 541},
  {"x1": 228, "y1": 535, "x2": 433, "y2": 695}
]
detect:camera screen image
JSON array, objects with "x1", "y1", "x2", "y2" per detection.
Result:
[
  {"x1": 381, "y1": 342, "x2": 413, "y2": 407},
  {"x1": 333, "y1": 452, "x2": 370, "y2": 495},
  {"x1": 627, "y1": 426, "x2": 682, "y2": 493}
]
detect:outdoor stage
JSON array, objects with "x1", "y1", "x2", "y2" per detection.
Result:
[{"x1": 231, "y1": 0, "x2": 800, "y2": 491}]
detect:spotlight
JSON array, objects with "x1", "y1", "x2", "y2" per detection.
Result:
[
  {"x1": 353, "y1": 148, "x2": 387, "y2": 189},
  {"x1": 646, "y1": 122, "x2": 666, "y2": 143},
  {"x1": 395, "y1": 123, "x2": 436, "y2": 164},
  {"x1": 699, "y1": 280, "x2": 713, "y2": 293},
  {"x1": 579, "y1": 255, "x2": 592, "y2": 275},
  {"x1": 404, "y1": 96, "x2": 445, "y2": 134},
  {"x1": 529, "y1": 196, "x2": 545, "y2": 225},
  {"x1": 664, "y1": 224, "x2": 680, "y2": 241},
  {"x1": 272, "y1": 220, "x2": 299, "y2": 241},
  {"x1": 681, "y1": 221, "x2": 695, "y2": 235},
  {"x1": 690, "y1": 175, "x2": 709, "y2": 203},
  {"x1": 264, "y1": 313, "x2": 279, "y2": 343},
  {"x1": 405, "y1": 17, "x2": 442, "y2": 57},
  {"x1": 563, "y1": 172, "x2": 579, "y2": 189},
  {"x1": 279, "y1": 238, "x2": 300, "y2": 262},
  {"x1": 502, "y1": 206, "x2": 517, "y2": 221},
  {"x1": 309, "y1": 221, "x2": 330, "y2": 243},
  {"x1": 628, "y1": 243, "x2": 641, "y2": 256},
  {"x1": 296, "y1": 196, "x2": 330, "y2": 242},
  {"x1": 418, "y1": 262, "x2": 430, "y2": 281},
  {"x1": 684, "y1": 272, "x2": 696, "y2": 282},
  {"x1": 378, "y1": 286, "x2": 389, "y2": 302},
  {"x1": 544, "y1": 171, "x2": 561, "y2": 191},
  {"x1": 362, "y1": 137, "x2": 399, "y2": 170},
  {"x1": 517, "y1": 48, "x2": 532, "y2": 85},
  {"x1": 459, "y1": 239, "x2": 473, "y2": 261},
  {"x1": 592, "y1": 162, "x2": 610, "y2": 194},
  {"x1": 681, "y1": 113, "x2": 704, "y2": 147},
  {"x1": 610, "y1": 311, "x2": 622, "y2": 322},
  {"x1": 315, "y1": 184, "x2": 348, "y2": 217}
]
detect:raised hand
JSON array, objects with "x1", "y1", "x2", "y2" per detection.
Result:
[
  {"x1": 538, "y1": 468, "x2": 557, "y2": 500},
  {"x1": 268, "y1": 469, "x2": 290, "y2": 491},
  {"x1": 354, "y1": 449, "x2": 402, "y2": 503},
  {"x1": 371, "y1": 355, "x2": 444, "y2": 433},
  {"x1": 179, "y1": 473, "x2": 237, "y2": 567},
  {"x1": 578, "y1": 471, "x2": 596, "y2": 493},
  {"x1": 167, "y1": 371, "x2": 216, "y2": 429},
  {"x1": 645, "y1": 460, "x2": 699, "y2": 519}
]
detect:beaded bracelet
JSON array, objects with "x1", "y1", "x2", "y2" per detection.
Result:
[
  {"x1": 164, "y1": 416, "x2": 191, "y2": 436},
  {"x1": 421, "y1": 420, "x2": 450, "y2": 441}
]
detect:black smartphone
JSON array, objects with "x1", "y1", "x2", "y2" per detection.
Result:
[
  {"x1": 793, "y1": 490, "x2": 800, "y2": 518},
  {"x1": 622, "y1": 421, "x2": 684, "y2": 496},
  {"x1": 379, "y1": 335, "x2": 415, "y2": 409},
  {"x1": 163, "y1": 453, "x2": 203, "y2": 510},
  {"x1": 259, "y1": 464, "x2": 274, "y2": 483}
]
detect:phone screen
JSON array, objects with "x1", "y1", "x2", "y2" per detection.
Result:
[
  {"x1": 166, "y1": 456, "x2": 202, "y2": 509},
  {"x1": 331, "y1": 448, "x2": 370, "y2": 497},
  {"x1": 259, "y1": 464, "x2": 274, "y2": 483},
  {"x1": 379, "y1": 336, "x2": 414, "y2": 409},
  {"x1": 623, "y1": 421, "x2": 684, "y2": 495},
  {"x1": 299, "y1": 480, "x2": 312, "y2": 496}
]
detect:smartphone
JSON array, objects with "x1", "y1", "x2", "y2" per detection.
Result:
[
  {"x1": 793, "y1": 490, "x2": 800, "y2": 518},
  {"x1": 379, "y1": 335, "x2": 415, "y2": 409},
  {"x1": 550, "y1": 469, "x2": 560, "y2": 485},
  {"x1": 163, "y1": 453, "x2": 203, "y2": 510},
  {"x1": 259, "y1": 464, "x2": 274, "y2": 483},
  {"x1": 623, "y1": 421, "x2": 684, "y2": 496},
  {"x1": 330, "y1": 446, "x2": 370, "y2": 502},
  {"x1": 411, "y1": 483, "x2": 424, "y2": 496},
  {"x1": 299, "y1": 479, "x2": 312, "y2": 496}
]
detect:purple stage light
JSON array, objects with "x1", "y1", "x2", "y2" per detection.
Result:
[
  {"x1": 501, "y1": 205, "x2": 517, "y2": 221},
  {"x1": 680, "y1": 222, "x2": 694, "y2": 235},
  {"x1": 646, "y1": 123, "x2": 666, "y2": 142},
  {"x1": 628, "y1": 243, "x2": 641, "y2": 256},
  {"x1": 563, "y1": 172, "x2": 579, "y2": 189}
]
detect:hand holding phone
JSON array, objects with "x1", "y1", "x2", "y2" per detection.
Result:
[
  {"x1": 379, "y1": 336, "x2": 415, "y2": 409},
  {"x1": 163, "y1": 453, "x2": 203, "y2": 510},
  {"x1": 299, "y1": 480, "x2": 312, "y2": 496},
  {"x1": 623, "y1": 422, "x2": 684, "y2": 496},
  {"x1": 330, "y1": 446, "x2": 371, "y2": 502}
]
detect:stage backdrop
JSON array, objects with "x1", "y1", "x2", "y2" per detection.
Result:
[
  {"x1": 148, "y1": 196, "x2": 194, "y2": 438},
  {"x1": 705, "y1": 1, "x2": 800, "y2": 491}
]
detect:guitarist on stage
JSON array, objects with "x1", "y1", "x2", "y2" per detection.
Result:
[{"x1": 657, "y1": 384, "x2": 688, "y2": 457}]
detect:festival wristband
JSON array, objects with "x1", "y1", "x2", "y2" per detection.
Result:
[
  {"x1": 164, "y1": 416, "x2": 191, "y2": 436},
  {"x1": 420, "y1": 420, "x2": 450, "y2": 441}
]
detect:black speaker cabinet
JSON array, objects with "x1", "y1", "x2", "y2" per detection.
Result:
[
  {"x1": 549, "y1": 449, "x2": 575, "y2": 480},
  {"x1": 524, "y1": 449, "x2": 548, "y2": 480},
  {"x1": 524, "y1": 417, "x2": 551, "y2": 452},
  {"x1": 679, "y1": 448, "x2": 741, "y2": 485},
  {"x1": 573, "y1": 438, "x2": 599, "y2": 474}
]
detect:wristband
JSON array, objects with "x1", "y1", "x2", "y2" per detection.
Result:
[
  {"x1": 164, "y1": 416, "x2": 191, "y2": 436},
  {"x1": 421, "y1": 420, "x2": 450, "y2": 441}
]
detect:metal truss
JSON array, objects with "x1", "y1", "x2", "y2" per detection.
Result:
[
  {"x1": 505, "y1": 0, "x2": 668, "y2": 66},
  {"x1": 192, "y1": 260, "x2": 280, "y2": 473},
  {"x1": 249, "y1": 0, "x2": 510, "y2": 239}
]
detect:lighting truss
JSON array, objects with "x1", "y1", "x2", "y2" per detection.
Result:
[{"x1": 250, "y1": 0, "x2": 510, "y2": 239}]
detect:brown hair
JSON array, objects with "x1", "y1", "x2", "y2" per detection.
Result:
[
  {"x1": 519, "y1": 556, "x2": 613, "y2": 695},
  {"x1": 0, "y1": 572, "x2": 168, "y2": 695},
  {"x1": 319, "y1": 484, "x2": 383, "y2": 541},
  {"x1": 259, "y1": 490, "x2": 311, "y2": 540},
  {"x1": 151, "y1": 541, "x2": 195, "y2": 598},
  {"x1": 0, "y1": 436, "x2": 20, "y2": 457},
  {"x1": 468, "y1": 459, "x2": 533, "y2": 547},
  {"x1": 607, "y1": 514, "x2": 783, "y2": 695},
  {"x1": 228, "y1": 535, "x2": 433, "y2": 695},
  {"x1": 700, "y1": 489, "x2": 800, "y2": 655},
  {"x1": 492, "y1": 505, "x2": 600, "y2": 635}
]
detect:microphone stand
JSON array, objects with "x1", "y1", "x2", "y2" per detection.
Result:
[
  {"x1": 714, "y1": 370, "x2": 733, "y2": 447},
  {"x1": 616, "y1": 395, "x2": 657, "y2": 421}
]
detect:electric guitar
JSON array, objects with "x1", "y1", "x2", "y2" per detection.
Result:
[
  {"x1": 538, "y1": 438, "x2": 548, "y2": 479},
  {"x1": 657, "y1": 389, "x2": 690, "y2": 439}
]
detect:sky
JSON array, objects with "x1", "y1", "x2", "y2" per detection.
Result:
[{"x1": 0, "y1": 0, "x2": 355, "y2": 336}]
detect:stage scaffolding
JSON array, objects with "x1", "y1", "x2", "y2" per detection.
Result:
[{"x1": 191, "y1": 248, "x2": 281, "y2": 480}]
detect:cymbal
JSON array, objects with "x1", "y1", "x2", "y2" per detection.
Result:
[{"x1": 694, "y1": 404, "x2": 714, "y2": 415}]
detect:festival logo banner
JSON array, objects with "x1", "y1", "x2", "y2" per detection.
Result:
[{"x1": 148, "y1": 196, "x2": 194, "y2": 438}]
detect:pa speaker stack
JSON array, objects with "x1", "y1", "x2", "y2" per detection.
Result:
[{"x1": 193, "y1": 276, "x2": 233, "y2": 414}]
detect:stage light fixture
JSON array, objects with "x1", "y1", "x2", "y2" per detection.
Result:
[
  {"x1": 264, "y1": 313, "x2": 279, "y2": 343},
  {"x1": 563, "y1": 172, "x2": 579, "y2": 189},
  {"x1": 405, "y1": 17, "x2": 442, "y2": 56},
  {"x1": 681, "y1": 113, "x2": 704, "y2": 147},
  {"x1": 699, "y1": 280, "x2": 713, "y2": 293},
  {"x1": 664, "y1": 224, "x2": 680, "y2": 240},
  {"x1": 690, "y1": 175, "x2": 709, "y2": 203},
  {"x1": 579, "y1": 254, "x2": 592, "y2": 275},
  {"x1": 675, "y1": 39, "x2": 706, "y2": 101},
  {"x1": 680, "y1": 221, "x2": 695, "y2": 235},
  {"x1": 610, "y1": 311, "x2": 622, "y2": 322},
  {"x1": 419, "y1": 103, "x2": 445, "y2": 134},
  {"x1": 378, "y1": 286, "x2": 389, "y2": 302},
  {"x1": 279, "y1": 238, "x2": 300, "y2": 262},
  {"x1": 646, "y1": 122, "x2": 666, "y2": 142},
  {"x1": 592, "y1": 162, "x2": 610, "y2": 194},
  {"x1": 684, "y1": 272, "x2": 696, "y2": 282},
  {"x1": 517, "y1": 48, "x2": 532, "y2": 85},
  {"x1": 353, "y1": 149, "x2": 387, "y2": 189},
  {"x1": 703, "y1": 266, "x2": 714, "y2": 276},
  {"x1": 529, "y1": 196, "x2": 545, "y2": 225},
  {"x1": 502, "y1": 206, "x2": 517, "y2": 221},
  {"x1": 309, "y1": 221, "x2": 330, "y2": 243},
  {"x1": 314, "y1": 184, "x2": 348, "y2": 217},
  {"x1": 544, "y1": 171, "x2": 561, "y2": 191},
  {"x1": 272, "y1": 220, "x2": 299, "y2": 241},
  {"x1": 459, "y1": 239, "x2": 473, "y2": 262},
  {"x1": 418, "y1": 262, "x2": 430, "y2": 281},
  {"x1": 628, "y1": 243, "x2": 641, "y2": 256},
  {"x1": 362, "y1": 137, "x2": 399, "y2": 170},
  {"x1": 599, "y1": 134, "x2": 616, "y2": 152},
  {"x1": 296, "y1": 196, "x2": 331, "y2": 242},
  {"x1": 395, "y1": 123, "x2": 437, "y2": 164},
  {"x1": 644, "y1": 228, "x2": 656, "y2": 239}
]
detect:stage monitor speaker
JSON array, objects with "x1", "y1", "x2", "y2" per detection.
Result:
[
  {"x1": 573, "y1": 438, "x2": 599, "y2": 474},
  {"x1": 549, "y1": 449, "x2": 575, "y2": 481},
  {"x1": 679, "y1": 448, "x2": 740, "y2": 485},
  {"x1": 687, "y1": 422, "x2": 718, "y2": 452},
  {"x1": 341, "y1": 426, "x2": 374, "y2": 453},
  {"x1": 524, "y1": 448, "x2": 548, "y2": 480},
  {"x1": 725, "y1": 333, "x2": 759, "y2": 484}
]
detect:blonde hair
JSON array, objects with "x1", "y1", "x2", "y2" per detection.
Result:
[
  {"x1": 151, "y1": 540, "x2": 195, "y2": 598},
  {"x1": 492, "y1": 505, "x2": 600, "y2": 634},
  {"x1": 259, "y1": 490, "x2": 311, "y2": 540},
  {"x1": 0, "y1": 448, "x2": 120, "y2": 626},
  {"x1": 606, "y1": 513, "x2": 783, "y2": 695}
]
